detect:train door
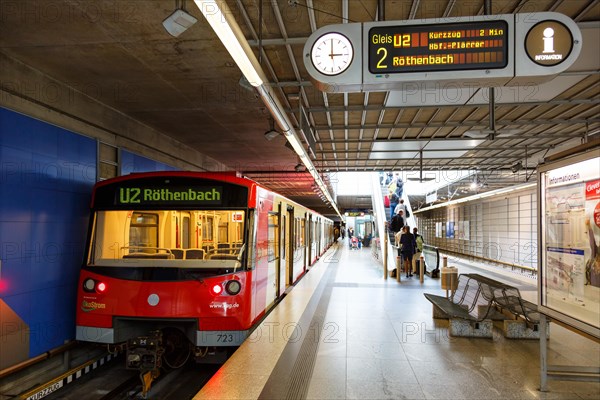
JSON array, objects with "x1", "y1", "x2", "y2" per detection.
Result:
[
  {"x1": 267, "y1": 211, "x2": 280, "y2": 302},
  {"x1": 279, "y1": 205, "x2": 287, "y2": 294},
  {"x1": 181, "y1": 212, "x2": 191, "y2": 249},
  {"x1": 315, "y1": 219, "x2": 319, "y2": 258},
  {"x1": 286, "y1": 205, "x2": 294, "y2": 286},
  {"x1": 307, "y1": 214, "x2": 313, "y2": 265}
]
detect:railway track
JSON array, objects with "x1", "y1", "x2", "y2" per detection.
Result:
[{"x1": 26, "y1": 354, "x2": 219, "y2": 400}]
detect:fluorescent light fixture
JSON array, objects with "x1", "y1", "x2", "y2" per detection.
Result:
[
  {"x1": 463, "y1": 129, "x2": 521, "y2": 139},
  {"x1": 416, "y1": 183, "x2": 536, "y2": 213},
  {"x1": 195, "y1": 0, "x2": 263, "y2": 86},
  {"x1": 163, "y1": 9, "x2": 198, "y2": 37}
]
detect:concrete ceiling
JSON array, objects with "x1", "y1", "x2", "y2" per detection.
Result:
[{"x1": 1, "y1": 0, "x2": 599, "y2": 221}]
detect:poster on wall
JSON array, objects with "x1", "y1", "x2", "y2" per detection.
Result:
[
  {"x1": 435, "y1": 222, "x2": 442, "y2": 238},
  {"x1": 446, "y1": 221, "x2": 455, "y2": 238},
  {"x1": 456, "y1": 221, "x2": 470, "y2": 240},
  {"x1": 539, "y1": 148, "x2": 600, "y2": 338}
]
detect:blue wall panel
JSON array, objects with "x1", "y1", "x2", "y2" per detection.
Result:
[
  {"x1": 121, "y1": 150, "x2": 177, "y2": 175},
  {"x1": 0, "y1": 107, "x2": 96, "y2": 361}
]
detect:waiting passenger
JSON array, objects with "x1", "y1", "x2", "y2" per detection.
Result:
[
  {"x1": 413, "y1": 227, "x2": 424, "y2": 275},
  {"x1": 399, "y1": 226, "x2": 417, "y2": 278}
]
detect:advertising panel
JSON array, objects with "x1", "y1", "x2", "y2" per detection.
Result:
[{"x1": 538, "y1": 148, "x2": 600, "y2": 338}]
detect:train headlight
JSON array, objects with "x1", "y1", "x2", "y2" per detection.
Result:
[
  {"x1": 83, "y1": 278, "x2": 96, "y2": 292},
  {"x1": 83, "y1": 278, "x2": 107, "y2": 293},
  {"x1": 225, "y1": 280, "x2": 241, "y2": 295}
]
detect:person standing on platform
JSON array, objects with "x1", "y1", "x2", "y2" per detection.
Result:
[
  {"x1": 413, "y1": 227, "x2": 424, "y2": 275},
  {"x1": 400, "y1": 225, "x2": 417, "y2": 278}
]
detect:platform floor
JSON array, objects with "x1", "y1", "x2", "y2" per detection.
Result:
[{"x1": 194, "y1": 240, "x2": 600, "y2": 400}]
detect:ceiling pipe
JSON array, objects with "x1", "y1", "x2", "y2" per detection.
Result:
[
  {"x1": 194, "y1": 0, "x2": 342, "y2": 219},
  {"x1": 485, "y1": 0, "x2": 496, "y2": 139}
]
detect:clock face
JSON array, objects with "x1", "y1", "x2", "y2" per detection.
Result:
[{"x1": 310, "y1": 32, "x2": 354, "y2": 76}]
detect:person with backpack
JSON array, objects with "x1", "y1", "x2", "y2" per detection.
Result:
[
  {"x1": 390, "y1": 210, "x2": 405, "y2": 233},
  {"x1": 394, "y1": 199, "x2": 409, "y2": 219},
  {"x1": 413, "y1": 227, "x2": 424, "y2": 275}
]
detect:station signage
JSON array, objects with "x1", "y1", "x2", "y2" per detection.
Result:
[
  {"x1": 368, "y1": 20, "x2": 508, "y2": 74},
  {"x1": 303, "y1": 12, "x2": 582, "y2": 93},
  {"x1": 525, "y1": 20, "x2": 573, "y2": 66}
]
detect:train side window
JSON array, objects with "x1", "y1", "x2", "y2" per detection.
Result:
[
  {"x1": 130, "y1": 212, "x2": 158, "y2": 252},
  {"x1": 268, "y1": 212, "x2": 279, "y2": 262}
]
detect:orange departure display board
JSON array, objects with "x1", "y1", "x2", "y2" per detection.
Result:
[{"x1": 368, "y1": 20, "x2": 509, "y2": 74}]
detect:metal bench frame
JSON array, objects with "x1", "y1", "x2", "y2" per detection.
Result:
[
  {"x1": 425, "y1": 273, "x2": 544, "y2": 339},
  {"x1": 424, "y1": 274, "x2": 495, "y2": 337}
]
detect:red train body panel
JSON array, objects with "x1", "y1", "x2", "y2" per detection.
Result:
[{"x1": 76, "y1": 172, "x2": 333, "y2": 349}]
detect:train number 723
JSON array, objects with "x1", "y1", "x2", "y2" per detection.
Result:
[{"x1": 217, "y1": 334, "x2": 235, "y2": 343}]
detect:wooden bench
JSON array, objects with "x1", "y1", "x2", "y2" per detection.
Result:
[{"x1": 424, "y1": 274, "x2": 494, "y2": 338}]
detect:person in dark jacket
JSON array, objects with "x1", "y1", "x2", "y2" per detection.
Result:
[{"x1": 399, "y1": 225, "x2": 417, "y2": 278}]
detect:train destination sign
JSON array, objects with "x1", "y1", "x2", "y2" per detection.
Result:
[
  {"x1": 368, "y1": 20, "x2": 508, "y2": 74},
  {"x1": 117, "y1": 186, "x2": 223, "y2": 205}
]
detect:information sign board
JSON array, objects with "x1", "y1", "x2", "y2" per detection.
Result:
[
  {"x1": 538, "y1": 147, "x2": 600, "y2": 339},
  {"x1": 368, "y1": 20, "x2": 508, "y2": 74},
  {"x1": 303, "y1": 12, "x2": 582, "y2": 93}
]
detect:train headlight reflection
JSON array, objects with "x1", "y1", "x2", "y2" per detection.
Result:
[{"x1": 225, "y1": 280, "x2": 241, "y2": 295}]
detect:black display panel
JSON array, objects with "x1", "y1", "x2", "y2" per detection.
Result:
[
  {"x1": 368, "y1": 20, "x2": 508, "y2": 74},
  {"x1": 93, "y1": 176, "x2": 249, "y2": 209}
]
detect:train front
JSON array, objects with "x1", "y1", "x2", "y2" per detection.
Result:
[{"x1": 75, "y1": 173, "x2": 254, "y2": 372}]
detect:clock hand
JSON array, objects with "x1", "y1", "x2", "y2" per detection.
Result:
[{"x1": 330, "y1": 39, "x2": 334, "y2": 59}]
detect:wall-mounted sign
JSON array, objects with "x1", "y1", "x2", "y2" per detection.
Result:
[
  {"x1": 525, "y1": 20, "x2": 573, "y2": 66},
  {"x1": 538, "y1": 149, "x2": 600, "y2": 339},
  {"x1": 368, "y1": 20, "x2": 508, "y2": 74},
  {"x1": 426, "y1": 191, "x2": 438, "y2": 204}
]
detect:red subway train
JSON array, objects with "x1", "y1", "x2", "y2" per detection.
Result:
[{"x1": 75, "y1": 171, "x2": 334, "y2": 374}]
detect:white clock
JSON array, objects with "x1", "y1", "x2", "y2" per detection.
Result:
[{"x1": 310, "y1": 32, "x2": 354, "y2": 76}]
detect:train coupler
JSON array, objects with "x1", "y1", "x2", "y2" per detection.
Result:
[{"x1": 125, "y1": 331, "x2": 164, "y2": 371}]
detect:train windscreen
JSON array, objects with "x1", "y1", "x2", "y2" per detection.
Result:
[{"x1": 88, "y1": 209, "x2": 246, "y2": 269}]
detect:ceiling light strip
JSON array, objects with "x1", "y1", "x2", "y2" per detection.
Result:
[{"x1": 415, "y1": 182, "x2": 536, "y2": 213}]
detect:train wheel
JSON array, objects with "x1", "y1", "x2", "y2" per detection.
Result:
[{"x1": 161, "y1": 328, "x2": 191, "y2": 369}]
